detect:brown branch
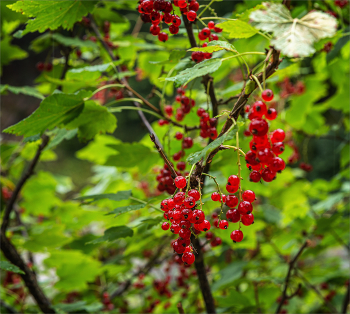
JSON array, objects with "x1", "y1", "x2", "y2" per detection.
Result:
[
  {"x1": 150, "y1": 134, "x2": 177, "y2": 179},
  {"x1": 342, "y1": 283, "x2": 350, "y2": 314},
  {"x1": 110, "y1": 240, "x2": 168, "y2": 299},
  {"x1": 1, "y1": 135, "x2": 49, "y2": 233},
  {"x1": 275, "y1": 241, "x2": 308, "y2": 314},
  {"x1": 177, "y1": 302, "x2": 185, "y2": 314},
  {"x1": 218, "y1": 95, "x2": 240, "y2": 106}
]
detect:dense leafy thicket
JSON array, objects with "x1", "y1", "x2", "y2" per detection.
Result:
[{"x1": 1, "y1": 1, "x2": 349, "y2": 314}]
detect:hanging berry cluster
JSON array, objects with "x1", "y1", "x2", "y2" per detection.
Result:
[
  {"x1": 244, "y1": 90, "x2": 286, "y2": 183},
  {"x1": 137, "y1": 0, "x2": 200, "y2": 42}
]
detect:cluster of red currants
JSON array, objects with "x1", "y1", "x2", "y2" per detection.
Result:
[
  {"x1": 277, "y1": 77, "x2": 305, "y2": 99},
  {"x1": 244, "y1": 89, "x2": 286, "y2": 183},
  {"x1": 36, "y1": 62, "x2": 53, "y2": 72},
  {"x1": 191, "y1": 22, "x2": 222, "y2": 63},
  {"x1": 211, "y1": 175, "x2": 256, "y2": 243},
  {"x1": 160, "y1": 176, "x2": 212, "y2": 265},
  {"x1": 2, "y1": 271, "x2": 26, "y2": 304},
  {"x1": 102, "y1": 292, "x2": 114, "y2": 311},
  {"x1": 197, "y1": 107, "x2": 218, "y2": 139},
  {"x1": 137, "y1": 0, "x2": 200, "y2": 42},
  {"x1": 335, "y1": 0, "x2": 349, "y2": 8}
]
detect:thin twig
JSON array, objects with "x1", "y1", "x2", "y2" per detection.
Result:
[
  {"x1": 177, "y1": 302, "x2": 185, "y2": 314},
  {"x1": 0, "y1": 300, "x2": 21, "y2": 314},
  {"x1": 275, "y1": 241, "x2": 308, "y2": 314},
  {"x1": 342, "y1": 283, "x2": 350, "y2": 314},
  {"x1": 150, "y1": 134, "x2": 177, "y2": 179}
]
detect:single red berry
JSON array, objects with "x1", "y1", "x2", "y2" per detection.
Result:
[
  {"x1": 36, "y1": 62, "x2": 45, "y2": 71},
  {"x1": 163, "y1": 1, "x2": 173, "y2": 13},
  {"x1": 241, "y1": 213, "x2": 254, "y2": 226},
  {"x1": 199, "y1": 219, "x2": 211, "y2": 232},
  {"x1": 165, "y1": 105, "x2": 173, "y2": 116},
  {"x1": 141, "y1": 0, "x2": 154, "y2": 14},
  {"x1": 177, "y1": 161, "x2": 186, "y2": 171},
  {"x1": 180, "y1": 220, "x2": 191, "y2": 229},
  {"x1": 252, "y1": 101, "x2": 267, "y2": 118},
  {"x1": 230, "y1": 230, "x2": 244, "y2": 243},
  {"x1": 150, "y1": 24, "x2": 161, "y2": 35},
  {"x1": 167, "y1": 198, "x2": 175, "y2": 210},
  {"x1": 211, "y1": 192, "x2": 221, "y2": 202},
  {"x1": 187, "y1": 10, "x2": 197, "y2": 21},
  {"x1": 179, "y1": 228, "x2": 191, "y2": 239},
  {"x1": 191, "y1": 51, "x2": 205, "y2": 63},
  {"x1": 238, "y1": 201, "x2": 253, "y2": 215},
  {"x1": 163, "y1": 12, "x2": 173, "y2": 24},
  {"x1": 271, "y1": 129, "x2": 285, "y2": 142},
  {"x1": 272, "y1": 142, "x2": 285, "y2": 155},
  {"x1": 169, "y1": 24, "x2": 179, "y2": 34},
  {"x1": 205, "y1": 231, "x2": 213, "y2": 239},
  {"x1": 175, "y1": 132, "x2": 183, "y2": 140},
  {"x1": 178, "y1": 0, "x2": 187, "y2": 8},
  {"x1": 45, "y1": 63, "x2": 53, "y2": 71},
  {"x1": 219, "y1": 220, "x2": 229, "y2": 230},
  {"x1": 212, "y1": 212, "x2": 218, "y2": 219},
  {"x1": 170, "y1": 223, "x2": 181, "y2": 234},
  {"x1": 201, "y1": 27, "x2": 211, "y2": 38},
  {"x1": 162, "y1": 222, "x2": 170, "y2": 230},
  {"x1": 228, "y1": 175, "x2": 240, "y2": 186},
  {"x1": 182, "y1": 137, "x2": 193, "y2": 149},
  {"x1": 246, "y1": 151, "x2": 259, "y2": 166},
  {"x1": 225, "y1": 195, "x2": 238, "y2": 208},
  {"x1": 226, "y1": 209, "x2": 240, "y2": 223},
  {"x1": 249, "y1": 118, "x2": 269, "y2": 136},
  {"x1": 262, "y1": 89, "x2": 274, "y2": 102},
  {"x1": 184, "y1": 196, "x2": 196, "y2": 208},
  {"x1": 173, "y1": 240, "x2": 186, "y2": 253},
  {"x1": 242, "y1": 190, "x2": 255, "y2": 203},
  {"x1": 190, "y1": 209, "x2": 205, "y2": 224},
  {"x1": 182, "y1": 252, "x2": 195, "y2": 265},
  {"x1": 261, "y1": 167, "x2": 276, "y2": 182},
  {"x1": 188, "y1": 0, "x2": 199, "y2": 11},
  {"x1": 210, "y1": 34, "x2": 218, "y2": 41},
  {"x1": 226, "y1": 184, "x2": 239, "y2": 194},
  {"x1": 214, "y1": 26, "x2": 222, "y2": 33},
  {"x1": 172, "y1": 15, "x2": 182, "y2": 26},
  {"x1": 158, "y1": 32, "x2": 168, "y2": 42},
  {"x1": 174, "y1": 191, "x2": 186, "y2": 205},
  {"x1": 188, "y1": 189, "x2": 200, "y2": 201},
  {"x1": 208, "y1": 21, "x2": 215, "y2": 29},
  {"x1": 174, "y1": 176, "x2": 187, "y2": 189},
  {"x1": 265, "y1": 108, "x2": 277, "y2": 120},
  {"x1": 160, "y1": 199, "x2": 168, "y2": 211},
  {"x1": 181, "y1": 208, "x2": 193, "y2": 220},
  {"x1": 269, "y1": 157, "x2": 285, "y2": 173},
  {"x1": 250, "y1": 170, "x2": 261, "y2": 182}
]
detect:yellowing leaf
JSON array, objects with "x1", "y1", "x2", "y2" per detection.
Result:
[{"x1": 250, "y1": 3, "x2": 337, "y2": 57}]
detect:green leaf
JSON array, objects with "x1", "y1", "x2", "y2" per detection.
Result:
[
  {"x1": 0, "y1": 261, "x2": 25, "y2": 274},
  {"x1": 46, "y1": 128, "x2": 78, "y2": 150},
  {"x1": 76, "y1": 190, "x2": 132, "y2": 202},
  {"x1": 105, "y1": 143, "x2": 159, "y2": 172},
  {"x1": 51, "y1": 33, "x2": 98, "y2": 49},
  {"x1": 68, "y1": 62, "x2": 118, "y2": 74},
  {"x1": 8, "y1": 0, "x2": 97, "y2": 36},
  {"x1": 3, "y1": 90, "x2": 88, "y2": 137},
  {"x1": 165, "y1": 58, "x2": 223, "y2": 86},
  {"x1": 212, "y1": 261, "x2": 247, "y2": 291},
  {"x1": 88, "y1": 226, "x2": 134, "y2": 244},
  {"x1": 187, "y1": 125, "x2": 238, "y2": 165},
  {"x1": 65, "y1": 100, "x2": 117, "y2": 141},
  {"x1": 55, "y1": 301, "x2": 103, "y2": 313},
  {"x1": 0, "y1": 37, "x2": 28, "y2": 72},
  {"x1": 0, "y1": 84, "x2": 44, "y2": 99},
  {"x1": 149, "y1": 50, "x2": 186, "y2": 65},
  {"x1": 216, "y1": 20, "x2": 258, "y2": 38},
  {"x1": 189, "y1": 40, "x2": 236, "y2": 53},
  {"x1": 107, "y1": 204, "x2": 145, "y2": 216},
  {"x1": 250, "y1": 3, "x2": 338, "y2": 57}
]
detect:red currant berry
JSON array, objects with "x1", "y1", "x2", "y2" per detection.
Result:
[
  {"x1": 184, "y1": 196, "x2": 196, "y2": 208},
  {"x1": 177, "y1": 161, "x2": 186, "y2": 171},
  {"x1": 226, "y1": 184, "x2": 239, "y2": 194},
  {"x1": 245, "y1": 151, "x2": 260, "y2": 166},
  {"x1": 262, "y1": 89, "x2": 274, "y2": 102},
  {"x1": 182, "y1": 137, "x2": 193, "y2": 149},
  {"x1": 158, "y1": 32, "x2": 168, "y2": 42},
  {"x1": 269, "y1": 157, "x2": 285, "y2": 173},
  {"x1": 165, "y1": 105, "x2": 173, "y2": 116},
  {"x1": 190, "y1": 210, "x2": 205, "y2": 224},
  {"x1": 265, "y1": 108, "x2": 277, "y2": 120},
  {"x1": 214, "y1": 26, "x2": 222, "y2": 33},
  {"x1": 210, "y1": 34, "x2": 218, "y2": 41},
  {"x1": 249, "y1": 118, "x2": 269, "y2": 136},
  {"x1": 271, "y1": 129, "x2": 285, "y2": 142},
  {"x1": 219, "y1": 220, "x2": 229, "y2": 230},
  {"x1": 272, "y1": 142, "x2": 285, "y2": 156},
  {"x1": 167, "y1": 198, "x2": 175, "y2": 210},
  {"x1": 169, "y1": 24, "x2": 179, "y2": 34},
  {"x1": 160, "y1": 199, "x2": 168, "y2": 211},
  {"x1": 174, "y1": 176, "x2": 186, "y2": 189},
  {"x1": 212, "y1": 212, "x2": 218, "y2": 219},
  {"x1": 205, "y1": 231, "x2": 213, "y2": 239},
  {"x1": 141, "y1": 0, "x2": 154, "y2": 14},
  {"x1": 150, "y1": 24, "x2": 160, "y2": 35},
  {"x1": 226, "y1": 209, "x2": 240, "y2": 223},
  {"x1": 170, "y1": 223, "x2": 181, "y2": 234},
  {"x1": 178, "y1": 0, "x2": 187, "y2": 8},
  {"x1": 225, "y1": 195, "x2": 238, "y2": 208},
  {"x1": 182, "y1": 252, "x2": 195, "y2": 265},
  {"x1": 211, "y1": 192, "x2": 221, "y2": 202},
  {"x1": 188, "y1": 189, "x2": 200, "y2": 201},
  {"x1": 174, "y1": 192, "x2": 186, "y2": 205},
  {"x1": 189, "y1": 0, "x2": 199, "y2": 11},
  {"x1": 242, "y1": 190, "x2": 255, "y2": 203},
  {"x1": 172, "y1": 15, "x2": 181, "y2": 26},
  {"x1": 230, "y1": 230, "x2": 243, "y2": 243},
  {"x1": 45, "y1": 63, "x2": 53, "y2": 71},
  {"x1": 208, "y1": 21, "x2": 215, "y2": 29},
  {"x1": 201, "y1": 27, "x2": 211, "y2": 38},
  {"x1": 252, "y1": 101, "x2": 267, "y2": 118},
  {"x1": 249, "y1": 170, "x2": 261, "y2": 182},
  {"x1": 191, "y1": 51, "x2": 205, "y2": 63},
  {"x1": 261, "y1": 167, "x2": 276, "y2": 182},
  {"x1": 175, "y1": 132, "x2": 183, "y2": 140},
  {"x1": 180, "y1": 220, "x2": 191, "y2": 229},
  {"x1": 228, "y1": 175, "x2": 240, "y2": 186},
  {"x1": 241, "y1": 213, "x2": 254, "y2": 226},
  {"x1": 162, "y1": 222, "x2": 170, "y2": 230},
  {"x1": 238, "y1": 201, "x2": 253, "y2": 215},
  {"x1": 199, "y1": 219, "x2": 211, "y2": 232},
  {"x1": 187, "y1": 10, "x2": 197, "y2": 21},
  {"x1": 179, "y1": 228, "x2": 191, "y2": 239},
  {"x1": 181, "y1": 208, "x2": 193, "y2": 220},
  {"x1": 173, "y1": 240, "x2": 186, "y2": 253}
]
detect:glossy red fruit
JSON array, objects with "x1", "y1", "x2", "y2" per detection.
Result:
[
  {"x1": 230, "y1": 230, "x2": 243, "y2": 242},
  {"x1": 191, "y1": 210, "x2": 205, "y2": 224},
  {"x1": 174, "y1": 192, "x2": 186, "y2": 205},
  {"x1": 163, "y1": 12, "x2": 173, "y2": 24},
  {"x1": 261, "y1": 167, "x2": 276, "y2": 182},
  {"x1": 180, "y1": 220, "x2": 191, "y2": 230},
  {"x1": 271, "y1": 129, "x2": 285, "y2": 142},
  {"x1": 201, "y1": 27, "x2": 211, "y2": 38},
  {"x1": 199, "y1": 219, "x2": 211, "y2": 231},
  {"x1": 184, "y1": 196, "x2": 196, "y2": 208},
  {"x1": 249, "y1": 170, "x2": 261, "y2": 182},
  {"x1": 272, "y1": 142, "x2": 285, "y2": 155},
  {"x1": 238, "y1": 201, "x2": 253, "y2": 215},
  {"x1": 161, "y1": 199, "x2": 168, "y2": 211},
  {"x1": 262, "y1": 89, "x2": 274, "y2": 102},
  {"x1": 269, "y1": 157, "x2": 285, "y2": 172},
  {"x1": 162, "y1": 222, "x2": 170, "y2": 230},
  {"x1": 265, "y1": 108, "x2": 277, "y2": 120},
  {"x1": 167, "y1": 198, "x2": 175, "y2": 210},
  {"x1": 242, "y1": 190, "x2": 255, "y2": 203},
  {"x1": 208, "y1": 21, "x2": 215, "y2": 29},
  {"x1": 179, "y1": 228, "x2": 191, "y2": 239},
  {"x1": 182, "y1": 137, "x2": 193, "y2": 149},
  {"x1": 141, "y1": 0, "x2": 154, "y2": 14},
  {"x1": 211, "y1": 192, "x2": 221, "y2": 202},
  {"x1": 169, "y1": 24, "x2": 179, "y2": 34},
  {"x1": 150, "y1": 24, "x2": 160, "y2": 35},
  {"x1": 191, "y1": 51, "x2": 205, "y2": 63},
  {"x1": 252, "y1": 101, "x2": 267, "y2": 118},
  {"x1": 178, "y1": 0, "x2": 187, "y2": 8},
  {"x1": 150, "y1": 11, "x2": 161, "y2": 24},
  {"x1": 174, "y1": 176, "x2": 186, "y2": 189},
  {"x1": 219, "y1": 220, "x2": 229, "y2": 230},
  {"x1": 36, "y1": 61, "x2": 45, "y2": 71},
  {"x1": 175, "y1": 132, "x2": 183, "y2": 140},
  {"x1": 226, "y1": 184, "x2": 238, "y2": 194},
  {"x1": 188, "y1": 189, "x2": 200, "y2": 201},
  {"x1": 245, "y1": 150, "x2": 259, "y2": 166},
  {"x1": 163, "y1": 1, "x2": 173, "y2": 13},
  {"x1": 241, "y1": 213, "x2": 254, "y2": 226},
  {"x1": 226, "y1": 209, "x2": 240, "y2": 223},
  {"x1": 249, "y1": 118, "x2": 269, "y2": 136},
  {"x1": 182, "y1": 252, "x2": 195, "y2": 265},
  {"x1": 205, "y1": 231, "x2": 213, "y2": 239},
  {"x1": 45, "y1": 63, "x2": 53, "y2": 71},
  {"x1": 172, "y1": 15, "x2": 182, "y2": 26},
  {"x1": 158, "y1": 32, "x2": 168, "y2": 42},
  {"x1": 173, "y1": 240, "x2": 186, "y2": 253},
  {"x1": 187, "y1": 10, "x2": 197, "y2": 21},
  {"x1": 225, "y1": 195, "x2": 238, "y2": 208},
  {"x1": 165, "y1": 105, "x2": 173, "y2": 116},
  {"x1": 170, "y1": 223, "x2": 181, "y2": 234},
  {"x1": 210, "y1": 34, "x2": 218, "y2": 41},
  {"x1": 182, "y1": 208, "x2": 193, "y2": 220},
  {"x1": 189, "y1": 0, "x2": 199, "y2": 11},
  {"x1": 228, "y1": 175, "x2": 240, "y2": 186},
  {"x1": 177, "y1": 161, "x2": 186, "y2": 171}
]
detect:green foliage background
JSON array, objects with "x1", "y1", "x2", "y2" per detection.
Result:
[{"x1": 0, "y1": 0, "x2": 349, "y2": 313}]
